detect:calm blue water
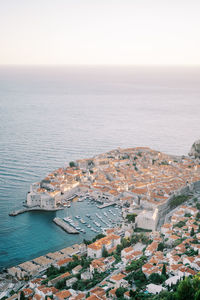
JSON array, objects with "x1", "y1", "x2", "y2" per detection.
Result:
[{"x1": 0, "y1": 66, "x2": 200, "y2": 270}]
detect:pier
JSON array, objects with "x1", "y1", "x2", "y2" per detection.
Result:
[
  {"x1": 97, "y1": 202, "x2": 116, "y2": 209},
  {"x1": 53, "y1": 217, "x2": 79, "y2": 234}
]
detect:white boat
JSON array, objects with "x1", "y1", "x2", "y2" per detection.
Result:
[{"x1": 64, "y1": 217, "x2": 72, "y2": 222}]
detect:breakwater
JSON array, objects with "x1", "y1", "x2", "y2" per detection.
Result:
[
  {"x1": 53, "y1": 217, "x2": 79, "y2": 234},
  {"x1": 9, "y1": 207, "x2": 63, "y2": 216}
]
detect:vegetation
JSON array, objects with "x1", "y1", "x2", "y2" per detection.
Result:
[
  {"x1": 143, "y1": 275, "x2": 200, "y2": 300},
  {"x1": 44, "y1": 256, "x2": 85, "y2": 282},
  {"x1": 55, "y1": 278, "x2": 66, "y2": 289},
  {"x1": 72, "y1": 270, "x2": 107, "y2": 291},
  {"x1": 149, "y1": 272, "x2": 166, "y2": 284},
  {"x1": 152, "y1": 159, "x2": 157, "y2": 165},
  {"x1": 170, "y1": 195, "x2": 190, "y2": 209},
  {"x1": 160, "y1": 160, "x2": 169, "y2": 165},
  {"x1": 196, "y1": 212, "x2": 200, "y2": 219},
  {"x1": 162, "y1": 264, "x2": 167, "y2": 277},
  {"x1": 185, "y1": 213, "x2": 192, "y2": 218},
  {"x1": 80, "y1": 256, "x2": 92, "y2": 269},
  {"x1": 157, "y1": 242, "x2": 165, "y2": 251},
  {"x1": 126, "y1": 213, "x2": 137, "y2": 223},
  {"x1": 69, "y1": 161, "x2": 76, "y2": 167},
  {"x1": 102, "y1": 247, "x2": 109, "y2": 257},
  {"x1": 176, "y1": 277, "x2": 195, "y2": 300},
  {"x1": 133, "y1": 270, "x2": 148, "y2": 288},
  {"x1": 191, "y1": 227, "x2": 195, "y2": 236},
  {"x1": 173, "y1": 220, "x2": 186, "y2": 228},
  {"x1": 115, "y1": 287, "x2": 127, "y2": 298},
  {"x1": 20, "y1": 291, "x2": 25, "y2": 300},
  {"x1": 130, "y1": 233, "x2": 151, "y2": 245},
  {"x1": 121, "y1": 154, "x2": 130, "y2": 160},
  {"x1": 83, "y1": 233, "x2": 105, "y2": 245},
  {"x1": 126, "y1": 256, "x2": 147, "y2": 272}
]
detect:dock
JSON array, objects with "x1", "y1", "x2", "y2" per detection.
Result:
[
  {"x1": 53, "y1": 217, "x2": 79, "y2": 234},
  {"x1": 97, "y1": 202, "x2": 116, "y2": 209}
]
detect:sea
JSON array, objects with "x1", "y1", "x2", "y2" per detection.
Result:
[{"x1": 0, "y1": 65, "x2": 200, "y2": 270}]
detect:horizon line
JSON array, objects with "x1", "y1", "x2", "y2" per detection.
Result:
[{"x1": 0, "y1": 63, "x2": 200, "y2": 68}]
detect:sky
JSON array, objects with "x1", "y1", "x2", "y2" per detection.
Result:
[{"x1": 0, "y1": 0, "x2": 200, "y2": 65}]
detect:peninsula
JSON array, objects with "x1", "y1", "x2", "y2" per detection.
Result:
[{"x1": 23, "y1": 145, "x2": 200, "y2": 231}]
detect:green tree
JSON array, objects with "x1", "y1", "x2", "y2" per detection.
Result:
[
  {"x1": 195, "y1": 290, "x2": 200, "y2": 300},
  {"x1": 149, "y1": 273, "x2": 163, "y2": 284},
  {"x1": 69, "y1": 161, "x2": 76, "y2": 167},
  {"x1": 133, "y1": 270, "x2": 147, "y2": 288},
  {"x1": 193, "y1": 276, "x2": 200, "y2": 292},
  {"x1": 196, "y1": 203, "x2": 200, "y2": 210},
  {"x1": 115, "y1": 287, "x2": 127, "y2": 298},
  {"x1": 55, "y1": 279, "x2": 66, "y2": 289},
  {"x1": 72, "y1": 254, "x2": 79, "y2": 261},
  {"x1": 126, "y1": 213, "x2": 137, "y2": 223},
  {"x1": 158, "y1": 242, "x2": 165, "y2": 251},
  {"x1": 196, "y1": 212, "x2": 200, "y2": 219},
  {"x1": 162, "y1": 264, "x2": 167, "y2": 277},
  {"x1": 121, "y1": 237, "x2": 131, "y2": 248},
  {"x1": 102, "y1": 247, "x2": 109, "y2": 257},
  {"x1": 46, "y1": 265, "x2": 59, "y2": 277},
  {"x1": 20, "y1": 291, "x2": 26, "y2": 300},
  {"x1": 176, "y1": 277, "x2": 194, "y2": 300},
  {"x1": 129, "y1": 289, "x2": 136, "y2": 298},
  {"x1": 116, "y1": 244, "x2": 123, "y2": 255},
  {"x1": 191, "y1": 227, "x2": 195, "y2": 236}
]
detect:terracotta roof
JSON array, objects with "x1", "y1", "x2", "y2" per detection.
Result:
[
  {"x1": 55, "y1": 290, "x2": 72, "y2": 299},
  {"x1": 56, "y1": 257, "x2": 73, "y2": 266},
  {"x1": 88, "y1": 234, "x2": 120, "y2": 250},
  {"x1": 110, "y1": 273, "x2": 125, "y2": 281}
]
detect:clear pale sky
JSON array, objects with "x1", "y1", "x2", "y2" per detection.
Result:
[{"x1": 0, "y1": 0, "x2": 200, "y2": 65}]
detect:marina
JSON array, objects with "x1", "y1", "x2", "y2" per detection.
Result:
[{"x1": 58, "y1": 197, "x2": 123, "y2": 236}]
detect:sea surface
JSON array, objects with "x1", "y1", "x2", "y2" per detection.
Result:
[{"x1": 0, "y1": 66, "x2": 200, "y2": 270}]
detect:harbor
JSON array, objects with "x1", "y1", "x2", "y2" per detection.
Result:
[
  {"x1": 1, "y1": 196, "x2": 123, "y2": 271},
  {"x1": 56, "y1": 196, "x2": 123, "y2": 236}
]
